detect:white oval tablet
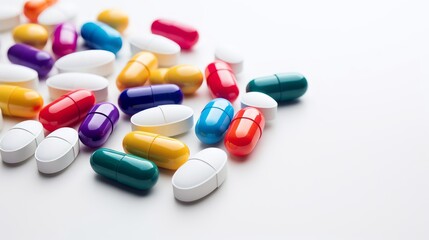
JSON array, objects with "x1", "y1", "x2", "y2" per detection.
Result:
[
  {"x1": 129, "y1": 34, "x2": 180, "y2": 67},
  {"x1": 35, "y1": 127, "x2": 79, "y2": 174},
  {"x1": 215, "y1": 45, "x2": 244, "y2": 74},
  {"x1": 172, "y1": 148, "x2": 227, "y2": 202},
  {"x1": 0, "y1": 64, "x2": 39, "y2": 89},
  {"x1": 0, "y1": 120, "x2": 44, "y2": 164},
  {"x1": 131, "y1": 104, "x2": 193, "y2": 137},
  {"x1": 0, "y1": 7, "x2": 20, "y2": 32},
  {"x1": 47, "y1": 73, "x2": 108, "y2": 102},
  {"x1": 37, "y1": 3, "x2": 76, "y2": 30},
  {"x1": 241, "y1": 92, "x2": 277, "y2": 120},
  {"x1": 55, "y1": 50, "x2": 115, "y2": 77}
]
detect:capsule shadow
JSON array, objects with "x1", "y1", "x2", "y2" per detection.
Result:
[
  {"x1": 94, "y1": 174, "x2": 153, "y2": 197},
  {"x1": 174, "y1": 187, "x2": 220, "y2": 206},
  {"x1": 158, "y1": 168, "x2": 175, "y2": 177},
  {"x1": 278, "y1": 99, "x2": 302, "y2": 107},
  {"x1": 1, "y1": 158, "x2": 31, "y2": 168}
]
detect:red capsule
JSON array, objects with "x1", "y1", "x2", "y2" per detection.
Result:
[
  {"x1": 39, "y1": 89, "x2": 96, "y2": 132},
  {"x1": 205, "y1": 61, "x2": 239, "y2": 102},
  {"x1": 151, "y1": 19, "x2": 199, "y2": 50},
  {"x1": 224, "y1": 107, "x2": 265, "y2": 156}
]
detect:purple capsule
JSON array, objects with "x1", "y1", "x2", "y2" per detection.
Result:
[
  {"x1": 78, "y1": 102, "x2": 120, "y2": 148},
  {"x1": 7, "y1": 43, "x2": 54, "y2": 78},
  {"x1": 52, "y1": 23, "x2": 78, "y2": 58}
]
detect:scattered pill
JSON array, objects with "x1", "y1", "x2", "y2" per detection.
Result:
[
  {"x1": 0, "y1": 64, "x2": 39, "y2": 90},
  {"x1": 90, "y1": 148, "x2": 159, "y2": 190},
  {"x1": 12, "y1": 23, "x2": 48, "y2": 49},
  {"x1": 0, "y1": 7, "x2": 21, "y2": 32},
  {"x1": 246, "y1": 73, "x2": 308, "y2": 103},
  {"x1": 195, "y1": 98, "x2": 234, "y2": 144},
  {"x1": 52, "y1": 23, "x2": 78, "y2": 58},
  {"x1": 129, "y1": 34, "x2": 180, "y2": 67},
  {"x1": 0, "y1": 120, "x2": 44, "y2": 164},
  {"x1": 224, "y1": 107, "x2": 265, "y2": 156},
  {"x1": 7, "y1": 43, "x2": 54, "y2": 78},
  {"x1": 118, "y1": 84, "x2": 183, "y2": 115},
  {"x1": 205, "y1": 61, "x2": 239, "y2": 102},
  {"x1": 0, "y1": 85, "x2": 44, "y2": 118},
  {"x1": 81, "y1": 21, "x2": 123, "y2": 54},
  {"x1": 23, "y1": 0, "x2": 57, "y2": 23},
  {"x1": 123, "y1": 131, "x2": 189, "y2": 170},
  {"x1": 131, "y1": 105, "x2": 194, "y2": 137},
  {"x1": 116, "y1": 51, "x2": 158, "y2": 90},
  {"x1": 37, "y1": 2, "x2": 76, "y2": 30},
  {"x1": 240, "y1": 92, "x2": 277, "y2": 121},
  {"x1": 78, "y1": 102, "x2": 120, "y2": 148},
  {"x1": 46, "y1": 73, "x2": 109, "y2": 102},
  {"x1": 151, "y1": 19, "x2": 199, "y2": 50},
  {"x1": 97, "y1": 9, "x2": 129, "y2": 34},
  {"x1": 35, "y1": 127, "x2": 79, "y2": 174},
  {"x1": 39, "y1": 89, "x2": 96, "y2": 132},
  {"x1": 149, "y1": 65, "x2": 203, "y2": 95},
  {"x1": 172, "y1": 148, "x2": 227, "y2": 202},
  {"x1": 215, "y1": 45, "x2": 244, "y2": 74},
  {"x1": 55, "y1": 50, "x2": 115, "y2": 76}
]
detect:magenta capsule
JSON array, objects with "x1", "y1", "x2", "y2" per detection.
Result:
[
  {"x1": 151, "y1": 19, "x2": 199, "y2": 50},
  {"x1": 52, "y1": 23, "x2": 78, "y2": 58}
]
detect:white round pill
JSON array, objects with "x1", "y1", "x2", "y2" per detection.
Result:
[
  {"x1": 240, "y1": 92, "x2": 278, "y2": 121},
  {"x1": 0, "y1": 7, "x2": 20, "y2": 32},
  {"x1": 129, "y1": 34, "x2": 180, "y2": 67},
  {"x1": 215, "y1": 45, "x2": 244, "y2": 74},
  {"x1": 38, "y1": 3, "x2": 76, "y2": 31}
]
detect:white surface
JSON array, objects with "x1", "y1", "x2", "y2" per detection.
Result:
[
  {"x1": 0, "y1": 63, "x2": 38, "y2": 89},
  {"x1": 47, "y1": 72, "x2": 109, "y2": 101},
  {"x1": 55, "y1": 49, "x2": 115, "y2": 76},
  {"x1": 241, "y1": 91, "x2": 278, "y2": 120},
  {"x1": 0, "y1": 0, "x2": 429, "y2": 239}
]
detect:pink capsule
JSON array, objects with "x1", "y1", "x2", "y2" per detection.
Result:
[{"x1": 52, "y1": 23, "x2": 78, "y2": 58}]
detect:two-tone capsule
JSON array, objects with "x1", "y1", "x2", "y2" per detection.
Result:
[
  {"x1": 91, "y1": 148, "x2": 159, "y2": 190},
  {"x1": 81, "y1": 21, "x2": 122, "y2": 54},
  {"x1": 7, "y1": 43, "x2": 54, "y2": 78},
  {"x1": 0, "y1": 85, "x2": 43, "y2": 118},
  {"x1": 195, "y1": 98, "x2": 234, "y2": 144},
  {"x1": 116, "y1": 52, "x2": 158, "y2": 90},
  {"x1": 205, "y1": 61, "x2": 239, "y2": 102},
  {"x1": 78, "y1": 103, "x2": 119, "y2": 148},
  {"x1": 123, "y1": 131, "x2": 189, "y2": 170},
  {"x1": 149, "y1": 65, "x2": 203, "y2": 95}
]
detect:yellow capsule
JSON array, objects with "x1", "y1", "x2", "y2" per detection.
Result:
[
  {"x1": 12, "y1": 23, "x2": 48, "y2": 49},
  {"x1": 97, "y1": 9, "x2": 129, "y2": 34},
  {"x1": 116, "y1": 52, "x2": 158, "y2": 91},
  {"x1": 123, "y1": 131, "x2": 189, "y2": 170},
  {"x1": 0, "y1": 85, "x2": 44, "y2": 118},
  {"x1": 149, "y1": 64, "x2": 203, "y2": 95}
]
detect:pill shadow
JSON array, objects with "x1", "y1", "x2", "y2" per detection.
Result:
[
  {"x1": 94, "y1": 175, "x2": 153, "y2": 197},
  {"x1": 158, "y1": 168, "x2": 175, "y2": 177},
  {"x1": 1, "y1": 159, "x2": 30, "y2": 168},
  {"x1": 277, "y1": 99, "x2": 302, "y2": 107},
  {"x1": 174, "y1": 188, "x2": 220, "y2": 206}
]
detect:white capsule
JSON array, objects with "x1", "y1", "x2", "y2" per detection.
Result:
[
  {"x1": 0, "y1": 64, "x2": 39, "y2": 90},
  {"x1": 55, "y1": 50, "x2": 115, "y2": 77},
  {"x1": 131, "y1": 104, "x2": 193, "y2": 137},
  {"x1": 172, "y1": 148, "x2": 227, "y2": 202},
  {"x1": 47, "y1": 73, "x2": 108, "y2": 102},
  {"x1": 35, "y1": 127, "x2": 79, "y2": 174},
  {"x1": 215, "y1": 45, "x2": 244, "y2": 74},
  {"x1": 129, "y1": 34, "x2": 180, "y2": 67},
  {"x1": 240, "y1": 92, "x2": 277, "y2": 120},
  {"x1": 0, "y1": 120, "x2": 44, "y2": 164},
  {"x1": 0, "y1": 7, "x2": 20, "y2": 32},
  {"x1": 37, "y1": 2, "x2": 76, "y2": 31}
]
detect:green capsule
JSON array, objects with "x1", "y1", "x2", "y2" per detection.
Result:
[
  {"x1": 246, "y1": 73, "x2": 308, "y2": 103},
  {"x1": 90, "y1": 148, "x2": 159, "y2": 190}
]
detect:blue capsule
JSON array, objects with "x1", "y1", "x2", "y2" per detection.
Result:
[
  {"x1": 118, "y1": 84, "x2": 183, "y2": 115},
  {"x1": 195, "y1": 98, "x2": 234, "y2": 144},
  {"x1": 81, "y1": 21, "x2": 122, "y2": 54}
]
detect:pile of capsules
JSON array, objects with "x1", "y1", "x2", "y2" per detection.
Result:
[{"x1": 0, "y1": 0, "x2": 308, "y2": 202}]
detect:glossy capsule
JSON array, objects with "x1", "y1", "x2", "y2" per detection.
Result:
[
  {"x1": 81, "y1": 21, "x2": 122, "y2": 54},
  {"x1": 52, "y1": 23, "x2": 78, "y2": 58},
  {"x1": 151, "y1": 19, "x2": 199, "y2": 50},
  {"x1": 149, "y1": 65, "x2": 203, "y2": 95},
  {"x1": 91, "y1": 148, "x2": 159, "y2": 191},
  {"x1": 7, "y1": 43, "x2": 54, "y2": 78},
  {"x1": 0, "y1": 85, "x2": 43, "y2": 118},
  {"x1": 39, "y1": 89, "x2": 96, "y2": 132},
  {"x1": 12, "y1": 23, "x2": 48, "y2": 49},
  {"x1": 224, "y1": 107, "x2": 265, "y2": 156},
  {"x1": 116, "y1": 52, "x2": 158, "y2": 91},
  {"x1": 23, "y1": 0, "x2": 57, "y2": 23},
  {"x1": 78, "y1": 103, "x2": 120, "y2": 148},
  {"x1": 118, "y1": 84, "x2": 183, "y2": 115},
  {"x1": 205, "y1": 61, "x2": 239, "y2": 102},
  {"x1": 195, "y1": 98, "x2": 234, "y2": 144},
  {"x1": 123, "y1": 131, "x2": 189, "y2": 170},
  {"x1": 97, "y1": 9, "x2": 129, "y2": 33},
  {"x1": 246, "y1": 73, "x2": 308, "y2": 103}
]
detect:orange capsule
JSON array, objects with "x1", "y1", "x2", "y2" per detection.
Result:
[{"x1": 23, "y1": 0, "x2": 57, "y2": 23}]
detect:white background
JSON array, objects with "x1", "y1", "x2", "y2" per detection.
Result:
[{"x1": 1, "y1": 0, "x2": 429, "y2": 239}]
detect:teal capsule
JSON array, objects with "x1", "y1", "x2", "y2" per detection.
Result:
[
  {"x1": 246, "y1": 73, "x2": 308, "y2": 103},
  {"x1": 90, "y1": 148, "x2": 159, "y2": 190}
]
